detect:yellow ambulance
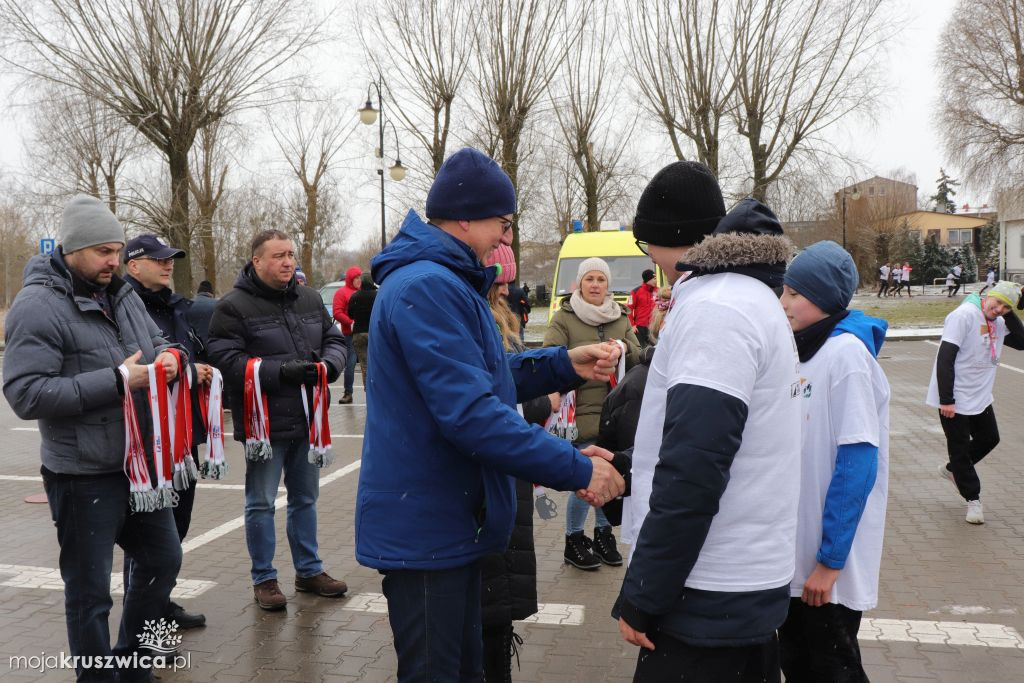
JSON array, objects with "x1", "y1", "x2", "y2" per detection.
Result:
[{"x1": 548, "y1": 228, "x2": 663, "y2": 317}]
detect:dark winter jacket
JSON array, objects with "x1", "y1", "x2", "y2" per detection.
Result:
[
  {"x1": 506, "y1": 283, "x2": 531, "y2": 328},
  {"x1": 3, "y1": 249, "x2": 175, "y2": 476},
  {"x1": 206, "y1": 264, "x2": 347, "y2": 443},
  {"x1": 356, "y1": 210, "x2": 593, "y2": 571},
  {"x1": 187, "y1": 292, "x2": 217, "y2": 358},
  {"x1": 543, "y1": 299, "x2": 642, "y2": 443},
  {"x1": 125, "y1": 275, "x2": 207, "y2": 448},
  {"x1": 596, "y1": 345, "x2": 655, "y2": 527},
  {"x1": 348, "y1": 280, "x2": 378, "y2": 336}
]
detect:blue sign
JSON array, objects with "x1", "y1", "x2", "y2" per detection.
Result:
[{"x1": 40, "y1": 238, "x2": 56, "y2": 255}]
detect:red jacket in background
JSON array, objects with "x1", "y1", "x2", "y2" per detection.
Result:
[
  {"x1": 627, "y1": 282, "x2": 657, "y2": 328},
  {"x1": 332, "y1": 266, "x2": 362, "y2": 335}
]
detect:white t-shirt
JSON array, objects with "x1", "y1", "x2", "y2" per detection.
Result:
[
  {"x1": 891, "y1": 267, "x2": 902, "y2": 280},
  {"x1": 953, "y1": 265, "x2": 963, "y2": 278},
  {"x1": 945, "y1": 273, "x2": 955, "y2": 286},
  {"x1": 926, "y1": 301, "x2": 1006, "y2": 415},
  {"x1": 986, "y1": 271, "x2": 996, "y2": 285},
  {"x1": 879, "y1": 265, "x2": 890, "y2": 280},
  {"x1": 622, "y1": 272, "x2": 802, "y2": 592},
  {"x1": 901, "y1": 267, "x2": 912, "y2": 282},
  {"x1": 791, "y1": 333, "x2": 890, "y2": 611}
]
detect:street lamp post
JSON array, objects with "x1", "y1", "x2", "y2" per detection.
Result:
[
  {"x1": 840, "y1": 177, "x2": 861, "y2": 251},
  {"x1": 358, "y1": 78, "x2": 406, "y2": 251}
]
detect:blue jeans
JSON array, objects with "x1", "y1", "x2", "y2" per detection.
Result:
[
  {"x1": 343, "y1": 334, "x2": 356, "y2": 395},
  {"x1": 244, "y1": 439, "x2": 323, "y2": 584},
  {"x1": 382, "y1": 561, "x2": 483, "y2": 682},
  {"x1": 565, "y1": 493, "x2": 610, "y2": 535},
  {"x1": 43, "y1": 470, "x2": 182, "y2": 683}
]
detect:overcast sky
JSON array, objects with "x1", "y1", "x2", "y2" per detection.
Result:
[{"x1": 0, "y1": 0, "x2": 975, "y2": 247}]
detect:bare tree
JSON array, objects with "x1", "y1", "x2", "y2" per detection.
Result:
[
  {"x1": 360, "y1": 0, "x2": 474, "y2": 182},
  {"x1": 731, "y1": 0, "x2": 889, "y2": 201},
  {"x1": 626, "y1": 0, "x2": 734, "y2": 177},
  {"x1": 23, "y1": 86, "x2": 143, "y2": 215},
  {"x1": 268, "y1": 96, "x2": 356, "y2": 278},
  {"x1": 473, "y1": 0, "x2": 576, "y2": 267},
  {"x1": 1, "y1": 0, "x2": 323, "y2": 293},
  {"x1": 551, "y1": 1, "x2": 636, "y2": 231},
  {"x1": 188, "y1": 121, "x2": 233, "y2": 291},
  {"x1": 937, "y1": 0, "x2": 1024, "y2": 189}
]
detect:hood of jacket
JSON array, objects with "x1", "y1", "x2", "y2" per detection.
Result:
[
  {"x1": 345, "y1": 266, "x2": 363, "y2": 290},
  {"x1": 233, "y1": 262, "x2": 299, "y2": 301},
  {"x1": 22, "y1": 249, "x2": 132, "y2": 303},
  {"x1": 371, "y1": 209, "x2": 496, "y2": 296},
  {"x1": 678, "y1": 198, "x2": 793, "y2": 288},
  {"x1": 832, "y1": 309, "x2": 887, "y2": 358}
]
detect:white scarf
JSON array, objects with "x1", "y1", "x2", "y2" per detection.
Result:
[{"x1": 569, "y1": 289, "x2": 622, "y2": 326}]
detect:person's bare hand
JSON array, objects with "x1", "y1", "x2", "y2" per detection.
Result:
[
  {"x1": 580, "y1": 444, "x2": 614, "y2": 462},
  {"x1": 568, "y1": 342, "x2": 621, "y2": 383},
  {"x1": 548, "y1": 392, "x2": 561, "y2": 414},
  {"x1": 619, "y1": 617, "x2": 655, "y2": 650},
  {"x1": 154, "y1": 351, "x2": 179, "y2": 381},
  {"x1": 939, "y1": 404, "x2": 956, "y2": 419},
  {"x1": 801, "y1": 563, "x2": 841, "y2": 607},
  {"x1": 576, "y1": 455, "x2": 624, "y2": 506},
  {"x1": 195, "y1": 363, "x2": 214, "y2": 385},
  {"x1": 122, "y1": 351, "x2": 149, "y2": 390}
]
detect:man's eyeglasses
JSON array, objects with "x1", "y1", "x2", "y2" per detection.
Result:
[
  {"x1": 498, "y1": 217, "x2": 514, "y2": 234},
  {"x1": 635, "y1": 239, "x2": 649, "y2": 255}
]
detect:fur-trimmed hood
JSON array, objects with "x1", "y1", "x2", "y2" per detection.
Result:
[{"x1": 678, "y1": 198, "x2": 794, "y2": 288}]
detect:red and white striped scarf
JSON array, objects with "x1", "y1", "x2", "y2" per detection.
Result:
[
  {"x1": 198, "y1": 367, "x2": 227, "y2": 479},
  {"x1": 301, "y1": 362, "x2": 333, "y2": 468},
  {"x1": 164, "y1": 349, "x2": 199, "y2": 490},
  {"x1": 119, "y1": 364, "x2": 162, "y2": 512},
  {"x1": 244, "y1": 358, "x2": 273, "y2": 462}
]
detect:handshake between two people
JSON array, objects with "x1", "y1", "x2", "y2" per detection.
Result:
[
  {"x1": 566, "y1": 340, "x2": 622, "y2": 383},
  {"x1": 576, "y1": 445, "x2": 623, "y2": 507}
]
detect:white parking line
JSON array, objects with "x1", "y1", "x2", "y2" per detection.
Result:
[
  {"x1": 181, "y1": 459, "x2": 361, "y2": 554},
  {"x1": 924, "y1": 340, "x2": 1024, "y2": 374},
  {"x1": 0, "y1": 474, "x2": 283, "y2": 493},
  {"x1": 341, "y1": 593, "x2": 586, "y2": 626},
  {"x1": 859, "y1": 618, "x2": 1024, "y2": 648},
  {"x1": 0, "y1": 563, "x2": 216, "y2": 600}
]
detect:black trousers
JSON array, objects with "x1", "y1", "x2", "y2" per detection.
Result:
[
  {"x1": 779, "y1": 599, "x2": 867, "y2": 683},
  {"x1": 940, "y1": 404, "x2": 1000, "y2": 501},
  {"x1": 633, "y1": 630, "x2": 780, "y2": 683},
  {"x1": 876, "y1": 281, "x2": 888, "y2": 296}
]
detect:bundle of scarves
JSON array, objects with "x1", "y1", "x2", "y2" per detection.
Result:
[
  {"x1": 243, "y1": 358, "x2": 334, "y2": 468},
  {"x1": 119, "y1": 349, "x2": 227, "y2": 512}
]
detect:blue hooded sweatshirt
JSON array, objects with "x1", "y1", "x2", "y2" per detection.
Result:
[{"x1": 355, "y1": 210, "x2": 593, "y2": 570}]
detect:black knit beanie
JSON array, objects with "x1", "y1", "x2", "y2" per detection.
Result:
[{"x1": 632, "y1": 161, "x2": 726, "y2": 247}]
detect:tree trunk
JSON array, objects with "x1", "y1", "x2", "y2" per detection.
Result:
[
  {"x1": 168, "y1": 149, "x2": 193, "y2": 295},
  {"x1": 302, "y1": 186, "x2": 317, "y2": 279},
  {"x1": 104, "y1": 173, "x2": 117, "y2": 216},
  {"x1": 501, "y1": 141, "x2": 520, "y2": 285},
  {"x1": 197, "y1": 203, "x2": 217, "y2": 292}
]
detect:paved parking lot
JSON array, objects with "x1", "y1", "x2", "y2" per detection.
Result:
[{"x1": 1, "y1": 340, "x2": 1024, "y2": 681}]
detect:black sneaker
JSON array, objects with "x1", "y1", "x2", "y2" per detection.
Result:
[
  {"x1": 593, "y1": 526, "x2": 623, "y2": 566},
  {"x1": 564, "y1": 531, "x2": 600, "y2": 570},
  {"x1": 166, "y1": 600, "x2": 206, "y2": 629}
]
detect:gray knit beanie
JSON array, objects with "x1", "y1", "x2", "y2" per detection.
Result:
[{"x1": 60, "y1": 194, "x2": 125, "y2": 253}]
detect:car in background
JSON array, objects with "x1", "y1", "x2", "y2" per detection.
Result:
[
  {"x1": 549, "y1": 229, "x2": 664, "y2": 317},
  {"x1": 319, "y1": 281, "x2": 343, "y2": 320}
]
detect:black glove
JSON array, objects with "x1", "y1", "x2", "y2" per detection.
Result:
[{"x1": 280, "y1": 359, "x2": 318, "y2": 386}]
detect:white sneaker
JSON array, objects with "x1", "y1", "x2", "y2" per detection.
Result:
[
  {"x1": 966, "y1": 500, "x2": 984, "y2": 524},
  {"x1": 938, "y1": 463, "x2": 956, "y2": 486}
]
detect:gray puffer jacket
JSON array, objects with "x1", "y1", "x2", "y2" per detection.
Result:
[{"x1": 3, "y1": 251, "x2": 173, "y2": 475}]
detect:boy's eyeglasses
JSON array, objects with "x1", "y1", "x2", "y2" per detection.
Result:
[{"x1": 635, "y1": 239, "x2": 649, "y2": 255}]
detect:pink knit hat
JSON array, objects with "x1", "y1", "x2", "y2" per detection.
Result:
[{"x1": 486, "y1": 243, "x2": 516, "y2": 284}]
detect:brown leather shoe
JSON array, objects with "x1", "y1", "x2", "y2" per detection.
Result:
[
  {"x1": 337, "y1": 393, "x2": 353, "y2": 405},
  {"x1": 253, "y1": 579, "x2": 287, "y2": 610},
  {"x1": 295, "y1": 572, "x2": 348, "y2": 597}
]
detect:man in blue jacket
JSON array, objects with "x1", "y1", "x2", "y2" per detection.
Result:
[{"x1": 357, "y1": 147, "x2": 625, "y2": 681}]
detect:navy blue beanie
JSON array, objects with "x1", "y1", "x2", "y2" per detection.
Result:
[
  {"x1": 425, "y1": 148, "x2": 517, "y2": 220},
  {"x1": 784, "y1": 240, "x2": 859, "y2": 314}
]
